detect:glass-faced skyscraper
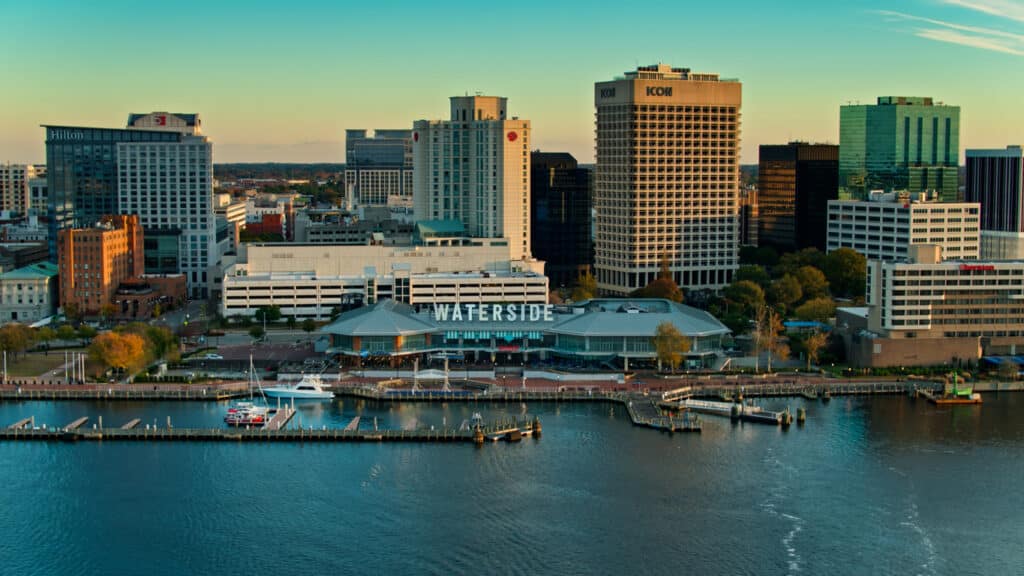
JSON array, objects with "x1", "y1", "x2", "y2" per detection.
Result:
[
  {"x1": 594, "y1": 64, "x2": 742, "y2": 295},
  {"x1": 530, "y1": 152, "x2": 593, "y2": 288},
  {"x1": 44, "y1": 125, "x2": 179, "y2": 259},
  {"x1": 839, "y1": 96, "x2": 960, "y2": 201},
  {"x1": 966, "y1": 145, "x2": 1024, "y2": 259},
  {"x1": 344, "y1": 129, "x2": 413, "y2": 207},
  {"x1": 758, "y1": 142, "x2": 838, "y2": 251}
]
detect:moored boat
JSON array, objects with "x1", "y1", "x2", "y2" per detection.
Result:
[{"x1": 263, "y1": 374, "x2": 334, "y2": 400}]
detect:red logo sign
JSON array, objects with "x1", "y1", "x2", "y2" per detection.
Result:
[
  {"x1": 413, "y1": 132, "x2": 418, "y2": 142},
  {"x1": 959, "y1": 264, "x2": 995, "y2": 272},
  {"x1": 507, "y1": 131, "x2": 518, "y2": 142},
  {"x1": 156, "y1": 115, "x2": 167, "y2": 126}
]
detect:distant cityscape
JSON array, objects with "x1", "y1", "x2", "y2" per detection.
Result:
[{"x1": 1, "y1": 62, "x2": 1023, "y2": 373}]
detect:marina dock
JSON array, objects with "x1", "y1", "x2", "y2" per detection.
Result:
[
  {"x1": 0, "y1": 415, "x2": 539, "y2": 445},
  {"x1": 625, "y1": 398, "x2": 701, "y2": 432}
]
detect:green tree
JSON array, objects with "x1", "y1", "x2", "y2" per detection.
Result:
[
  {"x1": 254, "y1": 305, "x2": 282, "y2": 324},
  {"x1": 803, "y1": 330, "x2": 829, "y2": 371},
  {"x1": 571, "y1": 269, "x2": 598, "y2": 302},
  {"x1": 652, "y1": 321, "x2": 691, "y2": 373},
  {"x1": 824, "y1": 248, "x2": 867, "y2": 298},
  {"x1": 776, "y1": 247, "x2": 825, "y2": 277},
  {"x1": 35, "y1": 327, "x2": 57, "y2": 350},
  {"x1": 286, "y1": 315, "x2": 297, "y2": 330},
  {"x1": 795, "y1": 297, "x2": 836, "y2": 323},
  {"x1": 76, "y1": 325, "x2": 97, "y2": 341},
  {"x1": 63, "y1": 301, "x2": 81, "y2": 322},
  {"x1": 734, "y1": 265, "x2": 770, "y2": 288},
  {"x1": 56, "y1": 324, "x2": 77, "y2": 342},
  {"x1": 302, "y1": 318, "x2": 317, "y2": 333},
  {"x1": 793, "y1": 266, "x2": 829, "y2": 300},
  {"x1": 723, "y1": 280, "x2": 766, "y2": 317},
  {"x1": 249, "y1": 325, "x2": 266, "y2": 341},
  {"x1": 769, "y1": 274, "x2": 803, "y2": 312},
  {"x1": 151, "y1": 303, "x2": 162, "y2": 318}
]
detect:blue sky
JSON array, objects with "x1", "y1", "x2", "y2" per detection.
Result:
[{"x1": 1, "y1": 0, "x2": 1021, "y2": 163}]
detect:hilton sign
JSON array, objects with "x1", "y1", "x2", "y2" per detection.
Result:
[
  {"x1": 47, "y1": 128, "x2": 85, "y2": 141},
  {"x1": 433, "y1": 303, "x2": 554, "y2": 323}
]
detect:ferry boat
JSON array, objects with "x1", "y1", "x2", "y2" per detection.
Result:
[{"x1": 263, "y1": 374, "x2": 335, "y2": 400}]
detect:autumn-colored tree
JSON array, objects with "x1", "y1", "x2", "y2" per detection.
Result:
[
  {"x1": 0, "y1": 323, "x2": 35, "y2": 360},
  {"x1": 633, "y1": 257, "x2": 685, "y2": 303},
  {"x1": 803, "y1": 330, "x2": 829, "y2": 371},
  {"x1": 35, "y1": 327, "x2": 57, "y2": 349},
  {"x1": 571, "y1": 269, "x2": 598, "y2": 302},
  {"x1": 89, "y1": 332, "x2": 147, "y2": 375},
  {"x1": 151, "y1": 303, "x2": 162, "y2": 318},
  {"x1": 754, "y1": 305, "x2": 789, "y2": 372},
  {"x1": 652, "y1": 321, "x2": 691, "y2": 373}
]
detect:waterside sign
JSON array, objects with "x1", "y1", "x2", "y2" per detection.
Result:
[{"x1": 433, "y1": 303, "x2": 554, "y2": 323}]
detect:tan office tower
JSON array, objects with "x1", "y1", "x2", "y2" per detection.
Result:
[
  {"x1": 412, "y1": 96, "x2": 531, "y2": 260},
  {"x1": 594, "y1": 64, "x2": 742, "y2": 294}
]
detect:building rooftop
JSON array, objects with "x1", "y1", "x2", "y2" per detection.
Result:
[{"x1": 0, "y1": 261, "x2": 59, "y2": 279}]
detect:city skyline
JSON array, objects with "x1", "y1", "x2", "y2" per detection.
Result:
[{"x1": 2, "y1": 0, "x2": 1024, "y2": 164}]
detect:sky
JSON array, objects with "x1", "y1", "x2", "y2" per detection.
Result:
[{"x1": 1, "y1": 0, "x2": 1022, "y2": 164}]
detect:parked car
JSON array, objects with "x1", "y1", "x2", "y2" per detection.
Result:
[{"x1": 204, "y1": 353, "x2": 223, "y2": 360}]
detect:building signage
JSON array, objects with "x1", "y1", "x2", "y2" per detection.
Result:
[
  {"x1": 646, "y1": 86, "x2": 673, "y2": 96},
  {"x1": 433, "y1": 303, "x2": 554, "y2": 323},
  {"x1": 47, "y1": 128, "x2": 85, "y2": 141},
  {"x1": 599, "y1": 88, "x2": 616, "y2": 98},
  {"x1": 959, "y1": 264, "x2": 995, "y2": 272}
]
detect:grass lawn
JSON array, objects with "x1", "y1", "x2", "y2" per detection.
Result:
[{"x1": 5, "y1": 350, "x2": 85, "y2": 378}]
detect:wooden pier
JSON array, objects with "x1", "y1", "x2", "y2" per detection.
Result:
[
  {"x1": 0, "y1": 415, "x2": 539, "y2": 445},
  {"x1": 0, "y1": 387, "x2": 249, "y2": 402},
  {"x1": 625, "y1": 398, "x2": 701, "y2": 433},
  {"x1": 343, "y1": 416, "x2": 361, "y2": 431},
  {"x1": 120, "y1": 418, "x2": 141, "y2": 430}
]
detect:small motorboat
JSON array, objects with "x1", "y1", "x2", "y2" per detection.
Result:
[
  {"x1": 224, "y1": 402, "x2": 270, "y2": 426},
  {"x1": 263, "y1": 374, "x2": 334, "y2": 400}
]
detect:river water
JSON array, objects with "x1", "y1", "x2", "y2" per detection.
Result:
[{"x1": 0, "y1": 394, "x2": 1021, "y2": 575}]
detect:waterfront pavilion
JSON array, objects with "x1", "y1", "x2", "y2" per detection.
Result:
[{"x1": 322, "y1": 298, "x2": 731, "y2": 370}]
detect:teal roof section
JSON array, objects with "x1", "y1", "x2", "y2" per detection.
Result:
[
  {"x1": 548, "y1": 299, "x2": 730, "y2": 338},
  {"x1": 415, "y1": 220, "x2": 465, "y2": 237},
  {"x1": 320, "y1": 299, "x2": 436, "y2": 337},
  {"x1": 0, "y1": 261, "x2": 59, "y2": 280}
]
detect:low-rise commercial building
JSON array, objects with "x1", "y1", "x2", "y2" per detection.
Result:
[
  {"x1": 0, "y1": 261, "x2": 59, "y2": 323},
  {"x1": 321, "y1": 298, "x2": 730, "y2": 369},
  {"x1": 827, "y1": 192, "x2": 980, "y2": 261},
  {"x1": 853, "y1": 245, "x2": 1024, "y2": 366}
]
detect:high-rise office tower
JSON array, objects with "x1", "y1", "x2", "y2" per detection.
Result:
[
  {"x1": 739, "y1": 187, "x2": 758, "y2": 247},
  {"x1": 966, "y1": 145, "x2": 1024, "y2": 259},
  {"x1": 594, "y1": 64, "x2": 742, "y2": 295},
  {"x1": 758, "y1": 142, "x2": 838, "y2": 251},
  {"x1": 1, "y1": 164, "x2": 44, "y2": 215},
  {"x1": 345, "y1": 129, "x2": 413, "y2": 207},
  {"x1": 118, "y1": 112, "x2": 215, "y2": 298},
  {"x1": 839, "y1": 96, "x2": 960, "y2": 201},
  {"x1": 412, "y1": 96, "x2": 531, "y2": 261},
  {"x1": 530, "y1": 152, "x2": 592, "y2": 288},
  {"x1": 44, "y1": 124, "x2": 179, "y2": 260}
]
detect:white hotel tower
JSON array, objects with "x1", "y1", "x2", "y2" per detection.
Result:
[
  {"x1": 412, "y1": 96, "x2": 532, "y2": 261},
  {"x1": 594, "y1": 64, "x2": 742, "y2": 294}
]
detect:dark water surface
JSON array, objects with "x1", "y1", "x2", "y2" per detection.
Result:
[{"x1": 0, "y1": 394, "x2": 1021, "y2": 575}]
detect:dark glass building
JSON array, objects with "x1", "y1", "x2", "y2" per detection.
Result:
[
  {"x1": 966, "y1": 145, "x2": 1024, "y2": 259},
  {"x1": 530, "y1": 152, "x2": 592, "y2": 289},
  {"x1": 43, "y1": 125, "x2": 180, "y2": 259},
  {"x1": 758, "y1": 142, "x2": 838, "y2": 252}
]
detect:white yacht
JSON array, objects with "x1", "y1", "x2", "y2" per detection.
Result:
[{"x1": 263, "y1": 374, "x2": 335, "y2": 400}]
